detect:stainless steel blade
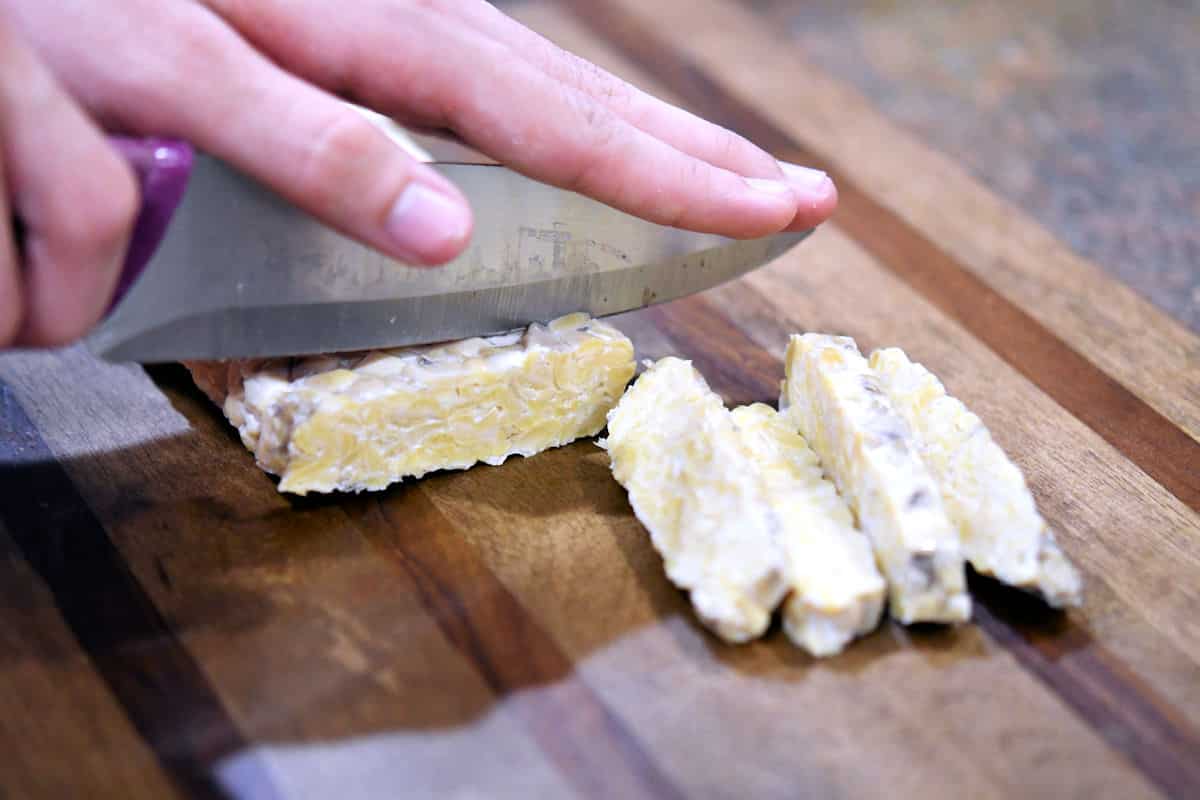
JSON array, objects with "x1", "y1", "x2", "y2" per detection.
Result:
[{"x1": 87, "y1": 156, "x2": 812, "y2": 362}]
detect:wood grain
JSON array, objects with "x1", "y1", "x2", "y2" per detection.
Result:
[
  {"x1": 971, "y1": 584, "x2": 1200, "y2": 800},
  {"x1": 2, "y1": 1, "x2": 1199, "y2": 797},
  {"x1": 0, "y1": 521, "x2": 180, "y2": 800},
  {"x1": 420, "y1": 434, "x2": 1158, "y2": 799},
  {"x1": 348, "y1": 487, "x2": 686, "y2": 800},
  {"x1": 1, "y1": 353, "x2": 582, "y2": 798},
  {"x1": 0, "y1": 381, "x2": 257, "y2": 800}
]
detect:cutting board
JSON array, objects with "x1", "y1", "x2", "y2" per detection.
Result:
[{"x1": 2, "y1": 1, "x2": 1198, "y2": 798}]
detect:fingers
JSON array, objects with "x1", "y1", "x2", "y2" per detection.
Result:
[
  {"x1": 524, "y1": 37, "x2": 839, "y2": 231},
  {"x1": 447, "y1": 3, "x2": 779, "y2": 173},
  {"x1": 191, "y1": 13, "x2": 473, "y2": 266},
  {"x1": 63, "y1": 1, "x2": 472, "y2": 266},
  {"x1": 201, "y1": 0, "x2": 802, "y2": 238},
  {"x1": 457, "y1": 3, "x2": 838, "y2": 228},
  {"x1": 461, "y1": 67, "x2": 800, "y2": 236},
  {"x1": 449, "y1": 53, "x2": 799, "y2": 236},
  {"x1": 194, "y1": 85, "x2": 473, "y2": 266},
  {"x1": 0, "y1": 18, "x2": 138, "y2": 347}
]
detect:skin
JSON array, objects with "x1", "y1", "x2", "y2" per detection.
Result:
[{"x1": 0, "y1": 0, "x2": 837, "y2": 349}]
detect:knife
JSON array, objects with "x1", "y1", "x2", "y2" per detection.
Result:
[{"x1": 85, "y1": 138, "x2": 813, "y2": 363}]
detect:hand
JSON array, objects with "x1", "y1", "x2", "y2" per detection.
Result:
[{"x1": 0, "y1": 0, "x2": 837, "y2": 348}]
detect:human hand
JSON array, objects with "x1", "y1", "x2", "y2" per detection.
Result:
[{"x1": 0, "y1": 0, "x2": 836, "y2": 348}]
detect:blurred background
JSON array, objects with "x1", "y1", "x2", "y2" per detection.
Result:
[{"x1": 771, "y1": 0, "x2": 1199, "y2": 332}]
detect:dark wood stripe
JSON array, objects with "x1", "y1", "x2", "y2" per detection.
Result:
[
  {"x1": 563, "y1": 0, "x2": 1200, "y2": 514},
  {"x1": 0, "y1": 382, "x2": 275, "y2": 800},
  {"x1": 637, "y1": 281, "x2": 1200, "y2": 797},
  {"x1": 348, "y1": 485, "x2": 687, "y2": 800},
  {"x1": 970, "y1": 576, "x2": 1200, "y2": 799},
  {"x1": 646, "y1": 300, "x2": 780, "y2": 405}
]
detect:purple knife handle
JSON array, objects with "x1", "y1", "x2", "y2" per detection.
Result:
[{"x1": 105, "y1": 136, "x2": 194, "y2": 313}]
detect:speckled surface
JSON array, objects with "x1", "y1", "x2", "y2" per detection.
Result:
[{"x1": 749, "y1": 0, "x2": 1200, "y2": 332}]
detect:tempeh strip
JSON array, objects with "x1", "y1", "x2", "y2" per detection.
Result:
[
  {"x1": 869, "y1": 347, "x2": 1082, "y2": 607},
  {"x1": 730, "y1": 404, "x2": 886, "y2": 655},
  {"x1": 187, "y1": 313, "x2": 635, "y2": 495},
  {"x1": 602, "y1": 358, "x2": 790, "y2": 642},
  {"x1": 781, "y1": 334, "x2": 971, "y2": 624}
]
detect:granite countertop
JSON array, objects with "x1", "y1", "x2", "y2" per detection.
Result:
[{"x1": 751, "y1": 0, "x2": 1200, "y2": 332}]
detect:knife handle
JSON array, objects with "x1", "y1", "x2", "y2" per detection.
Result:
[{"x1": 106, "y1": 136, "x2": 194, "y2": 313}]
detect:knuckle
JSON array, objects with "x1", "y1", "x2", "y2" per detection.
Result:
[
  {"x1": 592, "y1": 75, "x2": 637, "y2": 119},
  {"x1": 634, "y1": 159, "x2": 705, "y2": 230},
  {"x1": 543, "y1": 93, "x2": 630, "y2": 195},
  {"x1": 559, "y1": 136, "x2": 618, "y2": 197},
  {"x1": 715, "y1": 127, "x2": 747, "y2": 162},
  {"x1": 296, "y1": 113, "x2": 390, "y2": 213},
  {"x1": 168, "y1": 20, "x2": 231, "y2": 82},
  {"x1": 575, "y1": 95, "x2": 626, "y2": 156},
  {"x1": 57, "y1": 162, "x2": 138, "y2": 257},
  {"x1": 662, "y1": 208, "x2": 687, "y2": 229},
  {"x1": 116, "y1": 22, "x2": 228, "y2": 110}
]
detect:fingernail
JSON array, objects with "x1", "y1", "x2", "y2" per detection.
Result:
[
  {"x1": 744, "y1": 176, "x2": 794, "y2": 196},
  {"x1": 778, "y1": 162, "x2": 831, "y2": 191},
  {"x1": 385, "y1": 183, "x2": 470, "y2": 263}
]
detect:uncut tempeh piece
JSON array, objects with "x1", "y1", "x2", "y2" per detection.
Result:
[
  {"x1": 730, "y1": 404, "x2": 886, "y2": 655},
  {"x1": 869, "y1": 348, "x2": 1083, "y2": 607},
  {"x1": 602, "y1": 358, "x2": 790, "y2": 643},
  {"x1": 781, "y1": 334, "x2": 971, "y2": 624},
  {"x1": 186, "y1": 313, "x2": 635, "y2": 495}
]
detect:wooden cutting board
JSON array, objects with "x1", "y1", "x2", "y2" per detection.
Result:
[{"x1": 1, "y1": 1, "x2": 1197, "y2": 798}]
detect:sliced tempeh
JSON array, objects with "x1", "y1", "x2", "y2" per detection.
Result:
[
  {"x1": 187, "y1": 313, "x2": 635, "y2": 495},
  {"x1": 869, "y1": 347, "x2": 1083, "y2": 607},
  {"x1": 730, "y1": 404, "x2": 886, "y2": 655},
  {"x1": 781, "y1": 334, "x2": 971, "y2": 624},
  {"x1": 601, "y1": 358, "x2": 790, "y2": 643}
]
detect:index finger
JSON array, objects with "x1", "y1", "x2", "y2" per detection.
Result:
[{"x1": 202, "y1": 0, "x2": 803, "y2": 238}]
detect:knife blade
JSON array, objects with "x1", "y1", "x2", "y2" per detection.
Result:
[{"x1": 87, "y1": 149, "x2": 812, "y2": 363}]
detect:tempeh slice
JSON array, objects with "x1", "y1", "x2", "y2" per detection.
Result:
[
  {"x1": 186, "y1": 313, "x2": 635, "y2": 495},
  {"x1": 601, "y1": 358, "x2": 790, "y2": 643},
  {"x1": 730, "y1": 404, "x2": 886, "y2": 655},
  {"x1": 781, "y1": 334, "x2": 971, "y2": 624},
  {"x1": 869, "y1": 347, "x2": 1082, "y2": 607}
]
